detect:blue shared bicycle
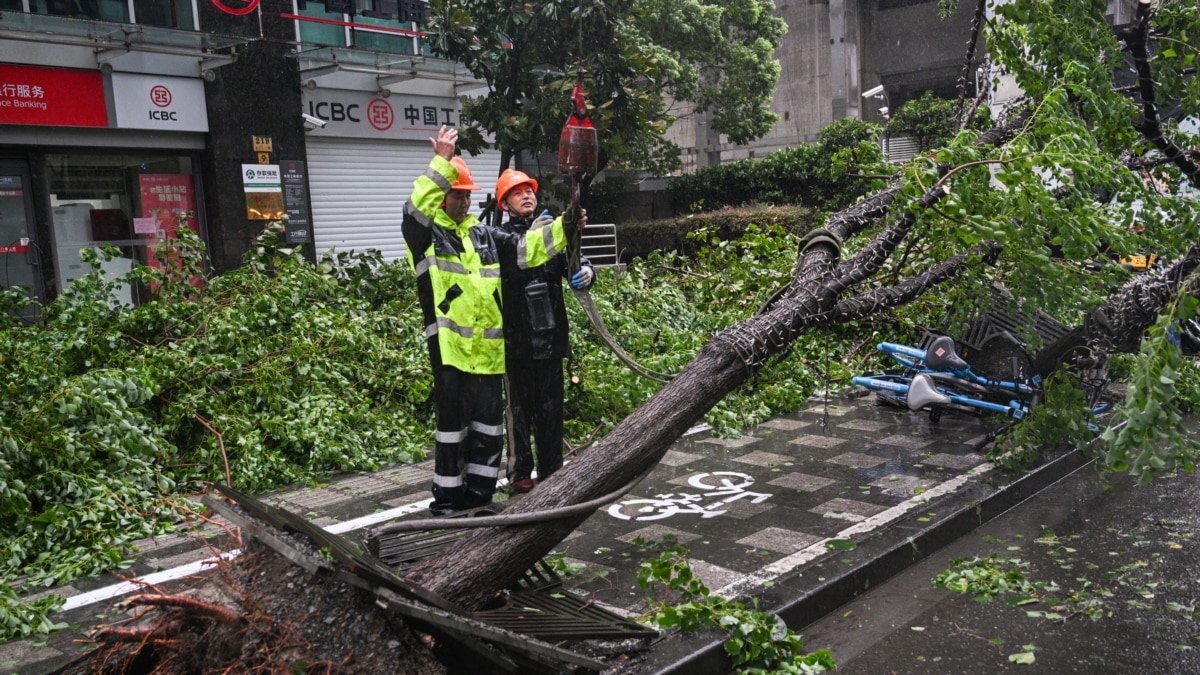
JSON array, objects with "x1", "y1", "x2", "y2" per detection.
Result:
[{"x1": 853, "y1": 333, "x2": 1112, "y2": 424}]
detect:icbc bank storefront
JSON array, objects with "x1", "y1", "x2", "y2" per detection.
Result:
[
  {"x1": 0, "y1": 61, "x2": 211, "y2": 313},
  {"x1": 296, "y1": 49, "x2": 500, "y2": 263}
]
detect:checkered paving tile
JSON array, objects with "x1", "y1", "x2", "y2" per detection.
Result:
[
  {"x1": 810, "y1": 497, "x2": 891, "y2": 522},
  {"x1": 333, "y1": 474, "x2": 402, "y2": 497},
  {"x1": 758, "y1": 418, "x2": 815, "y2": 431},
  {"x1": 825, "y1": 452, "x2": 888, "y2": 469},
  {"x1": 699, "y1": 435, "x2": 761, "y2": 448},
  {"x1": 732, "y1": 450, "x2": 795, "y2": 467},
  {"x1": 766, "y1": 472, "x2": 838, "y2": 492},
  {"x1": 874, "y1": 434, "x2": 935, "y2": 449},
  {"x1": 836, "y1": 418, "x2": 895, "y2": 432},
  {"x1": 689, "y1": 559, "x2": 742, "y2": 590},
  {"x1": 617, "y1": 524, "x2": 702, "y2": 545},
  {"x1": 800, "y1": 404, "x2": 856, "y2": 417},
  {"x1": 660, "y1": 450, "x2": 704, "y2": 467},
  {"x1": 736, "y1": 527, "x2": 823, "y2": 554},
  {"x1": 276, "y1": 489, "x2": 355, "y2": 511},
  {"x1": 868, "y1": 474, "x2": 941, "y2": 496},
  {"x1": 922, "y1": 452, "x2": 987, "y2": 470},
  {"x1": 789, "y1": 434, "x2": 849, "y2": 449}
]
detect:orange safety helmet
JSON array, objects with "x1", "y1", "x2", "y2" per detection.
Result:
[
  {"x1": 449, "y1": 156, "x2": 481, "y2": 191},
  {"x1": 495, "y1": 168, "x2": 538, "y2": 210}
]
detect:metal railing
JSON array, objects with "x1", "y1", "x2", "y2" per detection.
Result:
[{"x1": 580, "y1": 223, "x2": 619, "y2": 267}]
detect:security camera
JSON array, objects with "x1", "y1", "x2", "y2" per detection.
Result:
[
  {"x1": 862, "y1": 84, "x2": 884, "y2": 99},
  {"x1": 878, "y1": 106, "x2": 890, "y2": 117},
  {"x1": 302, "y1": 113, "x2": 327, "y2": 129}
]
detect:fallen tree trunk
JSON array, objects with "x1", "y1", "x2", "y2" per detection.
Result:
[
  {"x1": 404, "y1": 118, "x2": 1023, "y2": 610},
  {"x1": 407, "y1": 0, "x2": 1200, "y2": 610}
]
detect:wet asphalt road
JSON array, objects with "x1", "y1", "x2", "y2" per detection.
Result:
[{"x1": 799, "y1": 460, "x2": 1200, "y2": 674}]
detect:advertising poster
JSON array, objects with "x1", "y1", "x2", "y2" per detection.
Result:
[{"x1": 139, "y1": 174, "x2": 200, "y2": 288}]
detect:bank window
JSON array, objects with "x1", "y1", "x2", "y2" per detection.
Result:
[
  {"x1": 294, "y1": 0, "x2": 427, "y2": 54},
  {"x1": 27, "y1": 0, "x2": 129, "y2": 22},
  {"x1": 15, "y1": 1, "x2": 196, "y2": 28},
  {"x1": 46, "y1": 153, "x2": 202, "y2": 306},
  {"x1": 295, "y1": 1, "x2": 347, "y2": 47},
  {"x1": 132, "y1": 0, "x2": 194, "y2": 30}
]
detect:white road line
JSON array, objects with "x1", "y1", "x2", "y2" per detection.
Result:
[
  {"x1": 326, "y1": 497, "x2": 434, "y2": 534},
  {"x1": 60, "y1": 550, "x2": 241, "y2": 611},
  {"x1": 60, "y1": 499, "x2": 438, "y2": 612}
]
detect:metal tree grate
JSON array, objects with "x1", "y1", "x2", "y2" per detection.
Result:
[
  {"x1": 367, "y1": 519, "x2": 563, "y2": 593},
  {"x1": 475, "y1": 590, "x2": 658, "y2": 642},
  {"x1": 365, "y1": 514, "x2": 658, "y2": 641}
]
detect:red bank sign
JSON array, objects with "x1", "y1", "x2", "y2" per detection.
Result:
[{"x1": 0, "y1": 64, "x2": 108, "y2": 128}]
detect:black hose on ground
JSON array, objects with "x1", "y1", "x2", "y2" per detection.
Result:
[{"x1": 366, "y1": 459, "x2": 658, "y2": 538}]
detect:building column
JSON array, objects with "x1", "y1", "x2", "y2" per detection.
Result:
[{"x1": 829, "y1": 0, "x2": 862, "y2": 120}]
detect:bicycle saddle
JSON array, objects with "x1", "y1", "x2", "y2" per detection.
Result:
[
  {"x1": 907, "y1": 373, "x2": 951, "y2": 411},
  {"x1": 924, "y1": 335, "x2": 969, "y2": 372}
]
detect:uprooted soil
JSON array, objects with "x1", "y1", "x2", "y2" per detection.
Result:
[{"x1": 58, "y1": 536, "x2": 448, "y2": 675}]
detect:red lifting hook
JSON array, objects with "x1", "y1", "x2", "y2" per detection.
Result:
[{"x1": 558, "y1": 79, "x2": 598, "y2": 176}]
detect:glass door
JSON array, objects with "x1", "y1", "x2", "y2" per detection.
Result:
[{"x1": 0, "y1": 160, "x2": 43, "y2": 321}]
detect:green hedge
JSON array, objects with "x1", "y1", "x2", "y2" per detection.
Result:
[
  {"x1": 666, "y1": 118, "x2": 887, "y2": 214},
  {"x1": 615, "y1": 204, "x2": 820, "y2": 262}
]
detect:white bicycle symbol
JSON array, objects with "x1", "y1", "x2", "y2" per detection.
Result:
[{"x1": 607, "y1": 471, "x2": 772, "y2": 521}]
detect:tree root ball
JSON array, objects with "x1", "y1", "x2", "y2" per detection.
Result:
[{"x1": 60, "y1": 539, "x2": 447, "y2": 675}]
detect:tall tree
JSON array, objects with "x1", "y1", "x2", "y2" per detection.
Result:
[
  {"x1": 403, "y1": 0, "x2": 1200, "y2": 610},
  {"x1": 422, "y1": 0, "x2": 785, "y2": 177}
]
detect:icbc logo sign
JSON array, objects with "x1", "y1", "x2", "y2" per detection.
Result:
[
  {"x1": 367, "y1": 99, "x2": 394, "y2": 131},
  {"x1": 149, "y1": 85, "x2": 177, "y2": 122},
  {"x1": 150, "y1": 85, "x2": 172, "y2": 107}
]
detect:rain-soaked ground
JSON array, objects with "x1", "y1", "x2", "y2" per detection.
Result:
[
  {"x1": 799, "y1": 459, "x2": 1200, "y2": 674},
  {"x1": 4, "y1": 391, "x2": 1197, "y2": 674}
]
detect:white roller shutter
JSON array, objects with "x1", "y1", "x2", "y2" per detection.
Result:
[{"x1": 306, "y1": 137, "x2": 502, "y2": 262}]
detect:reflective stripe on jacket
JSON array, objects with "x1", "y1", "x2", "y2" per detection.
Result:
[{"x1": 402, "y1": 156, "x2": 570, "y2": 374}]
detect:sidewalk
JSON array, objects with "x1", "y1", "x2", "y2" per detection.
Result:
[{"x1": 3, "y1": 390, "x2": 1093, "y2": 674}]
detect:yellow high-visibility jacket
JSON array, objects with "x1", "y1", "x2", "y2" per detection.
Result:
[{"x1": 401, "y1": 155, "x2": 571, "y2": 374}]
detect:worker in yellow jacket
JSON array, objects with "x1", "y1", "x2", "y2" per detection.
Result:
[{"x1": 402, "y1": 125, "x2": 583, "y2": 515}]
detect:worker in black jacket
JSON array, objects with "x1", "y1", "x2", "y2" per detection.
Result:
[{"x1": 494, "y1": 168, "x2": 595, "y2": 493}]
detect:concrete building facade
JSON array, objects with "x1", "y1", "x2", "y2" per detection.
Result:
[{"x1": 669, "y1": 0, "x2": 982, "y2": 172}]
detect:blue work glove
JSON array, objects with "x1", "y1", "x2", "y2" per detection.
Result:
[{"x1": 570, "y1": 267, "x2": 594, "y2": 290}]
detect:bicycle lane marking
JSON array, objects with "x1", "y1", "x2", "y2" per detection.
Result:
[
  {"x1": 606, "y1": 471, "x2": 773, "y2": 522},
  {"x1": 711, "y1": 462, "x2": 995, "y2": 601}
]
